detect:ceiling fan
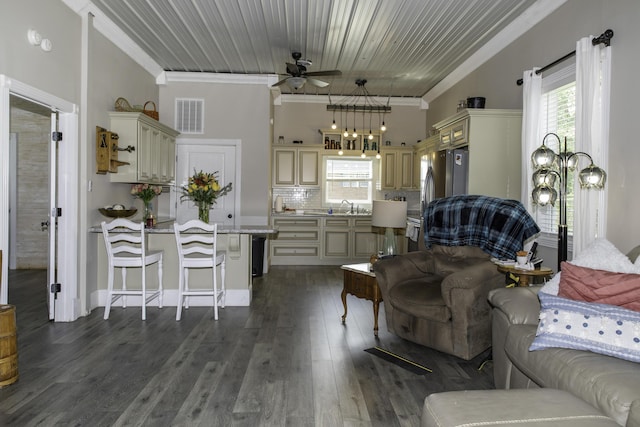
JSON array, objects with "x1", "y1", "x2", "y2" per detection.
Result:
[{"x1": 272, "y1": 52, "x2": 341, "y2": 90}]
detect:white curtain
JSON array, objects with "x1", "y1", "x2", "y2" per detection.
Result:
[
  {"x1": 521, "y1": 68, "x2": 542, "y2": 213},
  {"x1": 573, "y1": 37, "x2": 611, "y2": 256}
]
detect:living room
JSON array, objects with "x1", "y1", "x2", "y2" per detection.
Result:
[{"x1": 1, "y1": 0, "x2": 640, "y2": 424}]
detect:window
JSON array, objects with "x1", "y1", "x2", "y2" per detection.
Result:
[
  {"x1": 534, "y1": 68, "x2": 576, "y2": 236},
  {"x1": 323, "y1": 157, "x2": 373, "y2": 205}
]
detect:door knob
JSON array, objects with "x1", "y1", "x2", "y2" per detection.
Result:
[{"x1": 227, "y1": 214, "x2": 232, "y2": 219}]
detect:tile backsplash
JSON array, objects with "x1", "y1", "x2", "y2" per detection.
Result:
[{"x1": 272, "y1": 187, "x2": 420, "y2": 213}]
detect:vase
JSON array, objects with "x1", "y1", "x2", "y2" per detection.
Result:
[
  {"x1": 198, "y1": 201, "x2": 211, "y2": 223},
  {"x1": 143, "y1": 201, "x2": 153, "y2": 227}
]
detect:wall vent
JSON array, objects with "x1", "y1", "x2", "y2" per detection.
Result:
[{"x1": 175, "y1": 98, "x2": 204, "y2": 134}]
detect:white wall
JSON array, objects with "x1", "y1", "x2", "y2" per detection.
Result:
[{"x1": 426, "y1": 0, "x2": 640, "y2": 255}]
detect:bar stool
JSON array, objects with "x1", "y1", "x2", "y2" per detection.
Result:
[
  {"x1": 174, "y1": 220, "x2": 226, "y2": 321},
  {"x1": 101, "y1": 219, "x2": 164, "y2": 320}
]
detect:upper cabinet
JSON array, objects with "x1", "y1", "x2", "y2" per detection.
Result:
[
  {"x1": 380, "y1": 146, "x2": 415, "y2": 190},
  {"x1": 434, "y1": 109, "x2": 522, "y2": 198},
  {"x1": 108, "y1": 112, "x2": 179, "y2": 184},
  {"x1": 273, "y1": 147, "x2": 320, "y2": 187}
]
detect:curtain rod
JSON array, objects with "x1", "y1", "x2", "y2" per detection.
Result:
[{"x1": 516, "y1": 29, "x2": 613, "y2": 86}]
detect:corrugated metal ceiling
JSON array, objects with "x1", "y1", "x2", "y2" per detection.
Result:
[{"x1": 86, "y1": 0, "x2": 540, "y2": 97}]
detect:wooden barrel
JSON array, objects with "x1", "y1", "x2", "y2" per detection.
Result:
[{"x1": 0, "y1": 305, "x2": 18, "y2": 387}]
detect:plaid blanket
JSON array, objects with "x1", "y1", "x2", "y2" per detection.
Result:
[{"x1": 423, "y1": 195, "x2": 540, "y2": 259}]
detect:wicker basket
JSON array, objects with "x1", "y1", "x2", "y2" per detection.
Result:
[
  {"x1": 143, "y1": 101, "x2": 159, "y2": 120},
  {"x1": 114, "y1": 97, "x2": 133, "y2": 112}
]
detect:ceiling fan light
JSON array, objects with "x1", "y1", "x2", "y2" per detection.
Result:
[{"x1": 287, "y1": 77, "x2": 306, "y2": 90}]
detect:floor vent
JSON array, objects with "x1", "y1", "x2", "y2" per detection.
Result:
[{"x1": 175, "y1": 98, "x2": 204, "y2": 134}]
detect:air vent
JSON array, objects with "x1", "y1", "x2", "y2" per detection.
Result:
[{"x1": 175, "y1": 98, "x2": 204, "y2": 134}]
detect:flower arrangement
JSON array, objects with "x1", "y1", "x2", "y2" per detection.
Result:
[
  {"x1": 131, "y1": 184, "x2": 162, "y2": 225},
  {"x1": 180, "y1": 169, "x2": 233, "y2": 223},
  {"x1": 131, "y1": 183, "x2": 163, "y2": 204}
]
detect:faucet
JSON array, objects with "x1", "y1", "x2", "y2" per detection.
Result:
[{"x1": 340, "y1": 199, "x2": 354, "y2": 214}]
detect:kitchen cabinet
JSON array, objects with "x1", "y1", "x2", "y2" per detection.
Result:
[
  {"x1": 272, "y1": 147, "x2": 320, "y2": 187},
  {"x1": 380, "y1": 147, "x2": 415, "y2": 190},
  {"x1": 323, "y1": 217, "x2": 377, "y2": 259},
  {"x1": 270, "y1": 217, "x2": 321, "y2": 264},
  {"x1": 414, "y1": 134, "x2": 440, "y2": 190},
  {"x1": 433, "y1": 109, "x2": 522, "y2": 198},
  {"x1": 270, "y1": 215, "x2": 381, "y2": 265},
  {"x1": 438, "y1": 117, "x2": 468, "y2": 149},
  {"x1": 108, "y1": 112, "x2": 179, "y2": 184}
]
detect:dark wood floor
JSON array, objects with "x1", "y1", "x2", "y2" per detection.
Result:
[{"x1": 0, "y1": 266, "x2": 494, "y2": 426}]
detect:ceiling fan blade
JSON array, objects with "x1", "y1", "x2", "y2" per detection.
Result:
[
  {"x1": 285, "y1": 62, "x2": 300, "y2": 76},
  {"x1": 271, "y1": 77, "x2": 290, "y2": 87},
  {"x1": 304, "y1": 70, "x2": 342, "y2": 77},
  {"x1": 306, "y1": 77, "x2": 329, "y2": 88}
]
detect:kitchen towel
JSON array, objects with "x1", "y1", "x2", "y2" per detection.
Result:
[{"x1": 405, "y1": 222, "x2": 419, "y2": 242}]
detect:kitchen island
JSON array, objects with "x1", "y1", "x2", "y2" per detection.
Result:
[{"x1": 90, "y1": 222, "x2": 277, "y2": 308}]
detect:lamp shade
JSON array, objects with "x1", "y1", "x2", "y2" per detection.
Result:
[{"x1": 371, "y1": 200, "x2": 407, "y2": 228}]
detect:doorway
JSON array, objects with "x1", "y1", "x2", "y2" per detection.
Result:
[{"x1": 0, "y1": 75, "x2": 79, "y2": 322}]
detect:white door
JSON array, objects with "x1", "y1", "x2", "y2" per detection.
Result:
[
  {"x1": 47, "y1": 111, "x2": 59, "y2": 320},
  {"x1": 176, "y1": 143, "x2": 237, "y2": 225}
]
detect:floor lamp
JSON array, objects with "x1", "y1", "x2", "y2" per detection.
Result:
[
  {"x1": 372, "y1": 200, "x2": 407, "y2": 256},
  {"x1": 530, "y1": 133, "x2": 606, "y2": 270}
]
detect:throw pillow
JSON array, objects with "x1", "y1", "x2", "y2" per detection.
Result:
[
  {"x1": 540, "y1": 238, "x2": 640, "y2": 295},
  {"x1": 558, "y1": 262, "x2": 640, "y2": 312},
  {"x1": 530, "y1": 292, "x2": 640, "y2": 363}
]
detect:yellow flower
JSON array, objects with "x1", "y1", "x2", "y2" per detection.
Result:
[{"x1": 212, "y1": 182, "x2": 220, "y2": 191}]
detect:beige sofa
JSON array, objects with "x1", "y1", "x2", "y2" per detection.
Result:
[
  {"x1": 373, "y1": 245, "x2": 504, "y2": 360},
  {"x1": 487, "y1": 285, "x2": 640, "y2": 426}
]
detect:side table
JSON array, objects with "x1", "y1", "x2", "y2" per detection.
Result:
[
  {"x1": 340, "y1": 263, "x2": 383, "y2": 337},
  {"x1": 496, "y1": 264, "x2": 554, "y2": 287}
]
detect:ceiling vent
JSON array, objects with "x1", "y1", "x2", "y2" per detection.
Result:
[{"x1": 175, "y1": 98, "x2": 204, "y2": 134}]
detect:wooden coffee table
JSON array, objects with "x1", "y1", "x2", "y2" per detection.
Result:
[
  {"x1": 340, "y1": 263, "x2": 383, "y2": 337},
  {"x1": 496, "y1": 264, "x2": 554, "y2": 287}
]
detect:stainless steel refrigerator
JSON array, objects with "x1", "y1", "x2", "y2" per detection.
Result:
[
  {"x1": 418, "y1": 147, "x2": 469, "y2": 250},
  {"x1": 423, "y1": 148, "x2": 469, "y2": 203}
]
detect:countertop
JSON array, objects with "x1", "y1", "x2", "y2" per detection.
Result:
[
  {"x1": 272, "y1": 210, "x2": 371, "y2": 218},
  {"x1": 90, "y1": 222, "x2": 277, "y2": 235}
]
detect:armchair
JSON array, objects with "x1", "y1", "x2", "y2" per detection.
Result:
[
  {"x1": 374, "y1": 245, "x2": 504, "y2": 360},
  {"x1": 373, "y1": 195, "x2": 540, "y2": 360}
]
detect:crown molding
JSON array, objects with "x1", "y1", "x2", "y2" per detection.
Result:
[
  {"x1": 158, "y1": 72, "x2": 279, "y2": 86},
  {"x1": 62, "y1": 0, "x2": 164, "y2": 78}
]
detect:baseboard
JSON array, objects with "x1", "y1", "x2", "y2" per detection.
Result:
[{"x1": 91, "y1": 288, "x2": 251, "y2": 309}]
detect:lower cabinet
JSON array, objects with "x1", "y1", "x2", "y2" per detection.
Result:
[
  {"x1": 271, "y1": 216, "x2": 398, "y2": 265},
  {"x1": 270, "y1": 217, "x2": 320, "y2": 264}
]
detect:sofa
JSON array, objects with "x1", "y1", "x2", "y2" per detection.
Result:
[
  {"x1": 488, "y1": 285, "x2": 640, "y2": 426},
  {"x1": 421, "y1": 239, "x2": 640, "y2": 427},
  {"x1": 373, "y1": 245, "x2": 505, "y2": 360}
]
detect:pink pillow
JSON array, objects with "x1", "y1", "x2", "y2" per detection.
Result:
[{"x1": 558, "y1": 262, "x2": 640, "y2": 312}]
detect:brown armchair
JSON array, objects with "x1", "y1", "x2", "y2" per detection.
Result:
[{"x1": 374, "y1": 245, "x2": 504, "y2": 360}]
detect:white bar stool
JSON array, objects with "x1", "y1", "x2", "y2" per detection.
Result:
[
  {"x1": 101, "y1": 219, "x2": 164, "y2": 320},
  {"x1": 174, "y1": 220, "x2": 226, "y2": 320}
]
